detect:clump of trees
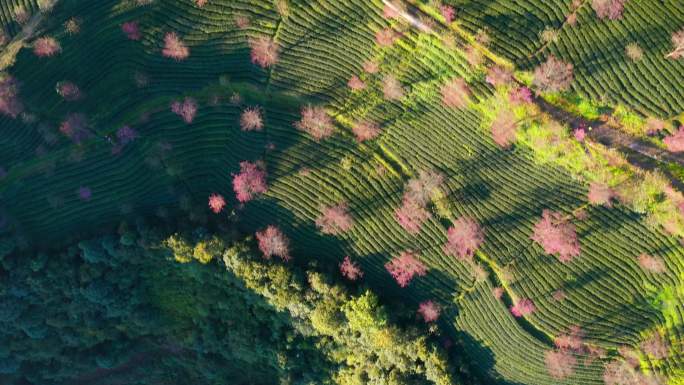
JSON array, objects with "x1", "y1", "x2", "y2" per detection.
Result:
[
  {"x1": 162, "y1": 32, "x2": 189, "y2": 60},
  {"x1": 395, "y1": 170, "x2": 445, "y2": 233}
]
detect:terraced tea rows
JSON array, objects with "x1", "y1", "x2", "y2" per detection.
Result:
[
  {"x1": 1, "y1": 0, "x2": 684, "y2": 384},
  {"x1": 438, "y1": 0, "x2": 684, "y2": 118}
]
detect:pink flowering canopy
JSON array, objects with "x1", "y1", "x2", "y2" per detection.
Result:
[
  {"x1": 394, "y1": 196, "x2": 431, "y2": 234},
  {"x1": 385, "y1": 251, "x2": 427, "y2": 287},
  {"x1": 417, "y1": 300, "x2": 441, "y2": 322},
  {"x1": 510, "y1": 298, "x2": 535, "y2": 317},
  {"x1": 232, "y1": 161, "x2": 267, "y2": 203},
  {"x1": 208, "y1": 193, "x2": 226, "y2": 214},
  {"x1": 531, "y1": 210, "x2": 580, "y2": 262},
  {"x1": 339, "y1": 256, "x2": 363, "y2": 280},
  {"x1": 249, "y1": 36, "x2": 279, "y2": 68},
  {"x1": 315, "y1": 203, "x2": 354, "y2": 235},
  {"x1": 256, "y1": 225, "x2": 290, "y2": 261},
  {"x1": 544, "y1": 350, "x2": 576, "y2": 379},
  {"x1": 443, "y1": 217, "x2": 484, "y2": 261},
  {"x1": 162, "y1": 32, "x2": 189, "y2": 60},
  {"x1": 664, "y1": 126, "x2": 684, "y2": 152},
  {"x1": 171, "y1": 97, "x2": 197, "y2": 124}
]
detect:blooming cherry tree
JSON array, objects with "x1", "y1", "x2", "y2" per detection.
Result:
[
  {"x1": 339, "y1": 256, "x2": 363, "y2": 280},
  {"x1": 385, "y1": 251, "x2": 427, "y2": 287},
  {"x1": 531, "y1": 210, "x2": 580, "y2": 262},
  {"x1": 256, "y1": 225, "x2": 290, "y2": 261},
  {"x1": 232, "y1": 161, "x2": 267, "y2": 203}
]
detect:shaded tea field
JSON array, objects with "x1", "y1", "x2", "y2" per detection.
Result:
[{"x1": 1, "y1": 0, "x2": 683, "y2": 383}]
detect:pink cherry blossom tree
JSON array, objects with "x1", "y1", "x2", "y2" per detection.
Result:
[
  {"x1": 116, "y1": 125, "x2": 139, "y2": 145},
  {"x1": 60, "y1": 113, "x2": 92, "y2": 144},
  {"x1": 443, "y1": 217, "x2": 484, "y2": 261},
  {"x1": 56, "y1": 81, "x2": 81, "y2": 101},
  {"x1": 637, "y1": 253, "x2": 666, "y2": 274},
  {"x1": 554, "y1": 325, "x2": 584, "y2": 352},
  {"x1": 592, "y1": 0, "x2": 628, "y2": 20},
  {"x1": 339, "y1": 256, "x2": 363, "y2": 280},
  {"x1": 664, "y1": 126, "x2": 684, "y2": 152},
  {"x1": 375, "y1": 28, "x2": 398, "y2": 46},
  {"x1": 240, "y1": 107, "x2": 263, "y2": 131},
  {"x1": 666, "y1": 28, "x2": 684, "y2": 59},
  {"x1": 545, "y1": 350, "x2": 576, "y2": 379},
  {"x1": 640, "y1": 333, "x2": 669, "y2": 359},
  {"x1": 440, "y1": 5, "x2": 456, "y2": 23},
  {"x1": 394, "y1": 196, "x2": 431, "y2": 234},
  {"x1": 0, "y1": 76, "x2": 23, "y2": 118},
  {"x1": 34, "y1": 36, "x2": 61, "y2": 57},
  {"x1": 441, "y1": 78, "x2": 470, "y2": 109},
  {"x1": 171, "y1": 97, "x2": 197, "y2": 124},
  {"x1": 351, "y1": 120, "x2": 381, "y2": 142},
  {"x1": 533, "y1": 56, "x2": 574, "y2": 93},
  {"x1": 510, "y1": 298, "x2": 535, "y2": 317},
  {"x1": 491, "y1": 109, "x2": 518, "y2": 148},
  {"x1": 385, "y1": 251, "x2": 427, "y2": 287},
  {"x1": 208, "y1": 193, "x2": 226, "y2": 213},
  {"x1": 362, "y1": 60, "x2": 379, "y2": 74},
  {"x1": 249, "y1": 36, "x2": 279, "y2": 68},
  {"x1": 232, "y1": 161, "x2": 267, "y2": 202},
  {"x1": 509, "y1": 86, "x2": 533, "y2": 104},
  {"x1": 122, "y1": 21, "x2": 142, "y2": 40},
  {"x1": 486, "y1": 65, "x2": 513, "y2": 87},
  {"x1": 347, "y1": 75, "x2": 366, "y2": 91},
  {"x1": 294, "y1": 105, "x2": 334, "y2": 141},
  {"x1": 162, "y1": 32, "x2": 189, "y2": 60},
  {"x1": 405, "y1": 169, "x2": 445, "y2": 206},
  {"x1": 256, "y1": 225, "x2": 290, "y2": 261},
  {"x1": 588, "y1": 182, "x2": 615, "y2": 206},
  {"x1": 382, "y1": 74, "x2": 405, "y2": 100},
  {"x1": 417, "y1": 300, "x2": 441, "y2": 322},
  {"x1": 315, "y1": 203, "x2": 354, "y2": 235},
  {"x1": 531, "y1": 210, "x2": 580, "y2": 262}
]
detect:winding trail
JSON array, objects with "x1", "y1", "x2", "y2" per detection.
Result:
[{"x1": 388, "y1": 0, "x2": 684, "y2": 190}]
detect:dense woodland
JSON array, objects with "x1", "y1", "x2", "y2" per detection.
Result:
[{"x1": 0, "y1": 220, "x2": 466, "y2": 385}]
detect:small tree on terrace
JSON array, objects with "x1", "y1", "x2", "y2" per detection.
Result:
[
  {"x1": 0, "y1": 76, "x2": 23, "y2": 118},
  {"x1": 122, "y1": 21, "x2": 141, "y2": 40},
  {"x1": 351, "y1": 120, "x2": 381, "y2": 142},
  {"x1": 588, "y1": 182, "x2": 615, "y2": 206},
  {"x1": 315, "y1": 203, "x2": 354, "y2": 235},
  {"x1": 60, "y1": 113, "x2": 92, "y2": 144},
  {"x1": 592, "y1": 0, "x2": 628, "y2": 20},
  {"x1": 544, "y1": 350, "x2": 576, "y2": 379},
  {"x1": 34, "y1": 36, "x2": 61, "y2": 57},
  {"x1": 491, "y1": 109, "x2": 519, "y2": 148},
  {"x1": 294, "y1": 105, "x2": 334, "y2": 141},
  {"x1": 441, "y1": 78, "x2": 470, "y2": 109},
  {"x1": 162, "y1": 32, "x2": 189, "y2": 60},
  {"x1": 394, "y1": 196, "x2": 431, "y2": 234},
  {"x1": 385, "y1": 251, "x2": 427, "y2": 287},
  {"x1": 443, "y1": 217, "x2": 484, "y2": 261},
  {"x1": 249, "y1": 36, "x2": 279, "y2": 68},
  {"x1": 171, "y1": 97, "x2": 197, "y2": 124},
  {"x1": 240, "y1": 107, "x2": 263, "y2": 131},
  {"x1": 56, "y1": 81, "x2": 81, "y2": 101},
  {"x1": 405, "y1": 169, "x2": 445, "y2": 206},
  {"x1": 417, "y1": 300, "x2": 440, "y2": 322},
  {"x1": 255, "y1": 225, "x2": 290, "y2": 261},
  {"x1": 232, "y1": 161, "x2": 267, "y2": 203},
  {"x1": 533, "y1": 56, "x2": 574, "y2": 93},
  {"x1": 375, "y1": 28, "x2": 398, "y2": 47},
  {"x1": 208, "y1": 193, "x2": 226, "y2": 214},
  {"x1": 664, "y1": 126, "x2": 684, "y2": 152},
  {"x1": 531, "y1": 210, "x2": 580, "y2": 262},
  {"x1": 382, "y1": 74, "x2": 405, "y2": 100},
  {"x1": 510, "y1": 298, "x2": 535, "y2": 317},
  {"x1": 339, "y1": 256, "x2": 363, "y2": 280},
  {"x1": 666, "y1": 28, "x2": 684, "y2": 59}
]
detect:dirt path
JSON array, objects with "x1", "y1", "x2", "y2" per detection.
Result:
[{"x1": 393, "y1": 0, "x2": 684, "y2": 190}]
